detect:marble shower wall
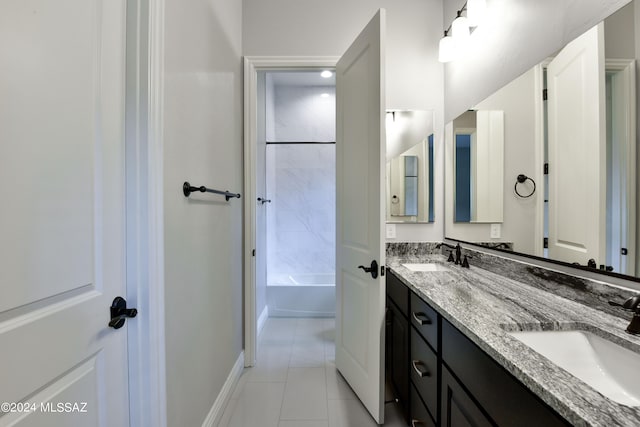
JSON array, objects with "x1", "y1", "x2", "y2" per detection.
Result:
[
  {"x1": 266, "y1": 144, "x2": 335, "y2": 284},
  {"x1": 266, "y1": 83, "x2": 336, "y2": 285}
]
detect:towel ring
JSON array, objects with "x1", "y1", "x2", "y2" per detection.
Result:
[{"x1": 514, "y1": 174, "x2": 536, "y2": 198}]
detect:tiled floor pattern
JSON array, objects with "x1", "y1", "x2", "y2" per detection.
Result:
[{"x1": 219, "y1": 318, "x2": 407, "y2": 427}]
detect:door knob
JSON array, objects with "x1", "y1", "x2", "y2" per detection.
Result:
[
  {"x1": 357, "y1": 260, "x2": 379, "y2": 279},
  {"x1": 109, "y1": 296, "x2": 137, "y2": 329}
]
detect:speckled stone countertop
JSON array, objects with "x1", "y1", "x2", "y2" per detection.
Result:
[{"x1": 387, "y1": 254, "x2": 640, "y2": 427}]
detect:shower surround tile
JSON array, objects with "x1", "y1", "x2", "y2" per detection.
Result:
[{"x1": 267, "y1": 144, "x2": 335, "y2": 282}]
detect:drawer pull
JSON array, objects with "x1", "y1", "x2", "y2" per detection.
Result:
[
  {"x1": 411, "y1": 419, "x2": 425, "y2": 427},
  {"x1": 412, "y1": 359, "x2": 430, "y2": 377},
  {"x1": 412, "y1": 311, "x2": 432, "y2": 325}
]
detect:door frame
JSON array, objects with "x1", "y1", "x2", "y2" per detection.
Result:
[
  {"x1": 243, "y1": 56, "x2": 339, "y2": 367},
  {"x1": 124, "y1": 0, "x2": 168, "y2": 425},
  {"x1": 534, "y1": 58, "x2": 636, "y2": 269}
]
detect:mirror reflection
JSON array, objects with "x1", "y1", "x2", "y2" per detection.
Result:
[
  {"x1": 445, "y1": 1, "x2": 639, "y2": 278},
  {"x1": 454, "y1": 110, "x2": 504, "y2": 223},
  {"x1": 386, "y1": 110, "x2": 435, "y2": 223}
]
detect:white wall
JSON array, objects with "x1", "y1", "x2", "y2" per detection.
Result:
[
  {"x1": 445, "y1": 68, "x2": 539, "y2": 253},
  {"x1": 163, "y1": 0, "x2": 243, "y2": 424},
  {"x1": 243, "y1": 0, "x2": 445, "y2": 242},
  {"x1": 443, "y1": 0, "x2": 631, "y2": 122},
  {"x1": 274, "y1": 86, "x2": 336, "y2": 142}
]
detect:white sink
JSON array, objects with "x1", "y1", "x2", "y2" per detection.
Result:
[
  {"x1": 509, "y1": 330, "x2": 640, "y2": 406},
  {"x1": 402, "y1": 263, "x2": 451, "y2": 272}
]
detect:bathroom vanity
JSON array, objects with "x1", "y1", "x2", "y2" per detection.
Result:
[{"x1": 385, "y1": 249, "x2": 640, "y2": 427}]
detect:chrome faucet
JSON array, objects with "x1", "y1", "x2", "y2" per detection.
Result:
[{"x1": 609, "y1": 295, "x2": 640, "y2": 335}]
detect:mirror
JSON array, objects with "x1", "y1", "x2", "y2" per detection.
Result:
[
  {"x1": 445, "y1": 1, "x2": 639, "y2": 279},
  {"x1": 454, "y1": 110, "x2": 504, "y2": 223},
  {"x1": 386, "y1": 110, "x2": 435, "y2": 223}
]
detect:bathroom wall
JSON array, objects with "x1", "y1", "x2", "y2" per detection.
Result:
[
  {"x1": 243, "y1": 0, "x2": 445, "y2": 242},
  {"x1": 445, "y1": 68, "x2": 539, "y2": 254},
  {"x1": 266, "y1": 84, "x2": 336, "y2": 283},
  {"x1": 443, "y1": 0, "x2": 631, "y2": 122},
  {"x1": 163, "y1": 0, "x2": 243, "y2": 424}
]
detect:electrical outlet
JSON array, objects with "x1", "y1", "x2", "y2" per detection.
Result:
[
  {"x1": 386, "y1": 224, "x2": 397, "y2": 239},
  {"x1": 490, "y1": 223, "x2": 501, "y2": 239}
]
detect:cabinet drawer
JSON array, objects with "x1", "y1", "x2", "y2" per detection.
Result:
[
  {"x1": 410, "y1": 384, "x2": 436, "y2": 427},
  {"x1": 387, "y1": 271, "x2": 409, "y2": 315},
  {"x1": 410, "y1": 292, "x2": 438, "y2": 350},
  {"x1": 410, "y1": 328, "x2": 438, "y2": 422}
]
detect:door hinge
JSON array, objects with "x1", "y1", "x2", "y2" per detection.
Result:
[
  {"x1": 621, "y1": 248, "x2": 628, "y2": 255},
  {"x1": 252, "y1": 249, "x2": 256, "y2": 257},
  {"x1": 381, "y1": 266, "x2": 385, "y2": 276},
  {"x1": 543, "y1": 89, "x2": 548, "y2": 101},
  {"x1": 543, "y1": 237, "x2": 548, "y2": 249},
  {"x1": 544, "y1": 163, "x2": 549, "y2": 175}
]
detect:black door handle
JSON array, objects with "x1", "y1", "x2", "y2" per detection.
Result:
[
  {"x1": 109, "y1": 296, "x2": 137, "y2": 329},
  {"x1": 357, "y1": 260, "x2": 379, "y2": 279}
]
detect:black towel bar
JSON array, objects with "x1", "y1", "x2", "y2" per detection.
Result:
[{"x1": 183, "y1": 182, "x2": 241, "y2": 201}]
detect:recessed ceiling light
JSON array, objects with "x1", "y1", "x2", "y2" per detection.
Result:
[
  {"x1": 320, "y1": 70, "x2": 333, "y2": 78},
  {"x1": 321, "y1": 93, "x2": 330, "y2": 98}
]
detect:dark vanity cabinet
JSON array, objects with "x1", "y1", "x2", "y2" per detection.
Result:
[
  {"x1": 386, "y1": 270, "x2": 570, "y2": 427},
  {"x1": 386, "y1": 271, "x2": 410, "y2": 421}
]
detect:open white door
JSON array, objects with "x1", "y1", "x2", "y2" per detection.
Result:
[
  {"x1": 0, "y1": 1, "x2": 130, "y2": 425},
  {"x1": 547, "y1": 23, "x2": 606, "y2": 265},
  {"x1": 335, "y1": 9, "x2": 386, "y2": 424}
]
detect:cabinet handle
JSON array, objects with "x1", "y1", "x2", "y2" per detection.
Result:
[
  {"x1": 411, "y1": 420, "x2": 425, "y2": 427},
  {"x1": 412, "y1": 311, "x2": 431, "y2": 325},
  {"x1": 412, "y1": 359, "x2": 430, "y2": 377}
]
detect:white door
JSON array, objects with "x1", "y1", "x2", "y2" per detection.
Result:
[
  {"x1": 547, "y1": 23, "x2": 606, "y2": 265},
  {"x1": 0, "y1": 1, "x2": 130, "y2": 426},
  {"x1": 335, "y1": 9, "x2": 386, "y2": 424}
]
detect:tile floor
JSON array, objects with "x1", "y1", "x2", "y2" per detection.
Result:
[{"x1": 218, "y1": 318, "x2": 407, "y2": 427}]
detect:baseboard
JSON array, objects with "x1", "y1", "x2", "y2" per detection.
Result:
[
  {"x1": 201, "y1": 351, "x2": 244, "y2": 427},
  {"x1": 257, "y1": 305, "x2": 269, "y2": 337}
]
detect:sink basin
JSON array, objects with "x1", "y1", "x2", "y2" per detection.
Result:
[
  {"x1": 509, "y1": 330, "x2": 640, "y2": 406},
  {"x1": 402, "y1": 263, "x2": 451, "y2": 272}
]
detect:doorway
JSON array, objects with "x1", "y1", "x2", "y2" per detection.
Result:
[
  {"x1": 243, "y1": 57, "x2": 339, "y2": 367},
  {"x1": 261, "y1": 70, "x2": 337, "y2": 319}
]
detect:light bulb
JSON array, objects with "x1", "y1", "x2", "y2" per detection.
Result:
[
  {"x1": 451, "y1": 14, "x2": 470, "y2": 44},
  {"x1": 438, "y1": 34, "x2": 456, "y2": 63},
  {"x1": 467, "y1": 0, "x2": 487, "y2": 27},
  {"x1": 320, "y1": 70, "x2": 332, "y2": 78}
]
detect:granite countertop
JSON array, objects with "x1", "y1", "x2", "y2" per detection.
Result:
[{"x1": 387, "y1": 254, "x2": 640, "y2": 427}]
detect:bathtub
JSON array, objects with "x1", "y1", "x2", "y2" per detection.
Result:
[{"x1": 267, "y1": 273, "x2": 335, "y2": 317}]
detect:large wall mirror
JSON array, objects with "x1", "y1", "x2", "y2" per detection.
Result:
[
  {"x1": 386, "y1": 110, "x2": 435, "y2": 223},
  {"x1": 445, "y1": 0, "x2": 639, "y2": 280}
]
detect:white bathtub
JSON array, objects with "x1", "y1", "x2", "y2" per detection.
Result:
[{"x1": 267, "y1": 273, "x2": 335, "y2": 317}]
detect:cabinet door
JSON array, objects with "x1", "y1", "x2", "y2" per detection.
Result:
[
  {"x1": 387, "y1": 300, "x2": 410, "y2": 418},
  {"x1": 441, "y1": 367, "x2": 494, "y2": 427}
]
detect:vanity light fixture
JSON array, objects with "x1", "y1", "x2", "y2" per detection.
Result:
[
  {"x1": 320, "y1": 70, "x2": 332, "y2": 78},
  {"x1": 439, "y1": 1, "x2": 484, "y2": 63},
  {"x1": 451, "y1": 10, "x2": 470, "y2": 44},
  {"x1": 438, "y1": 30, "x2": 457, "y2": 63},
  {"x1": 466, "y1": 0, "x2": 487, "y2": 27}
]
